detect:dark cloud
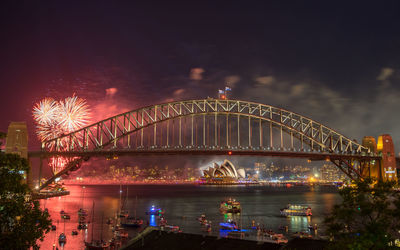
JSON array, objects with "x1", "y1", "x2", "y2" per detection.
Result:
[{"x1": 1, "y1": 1, "x2": 400, "y2": 157}]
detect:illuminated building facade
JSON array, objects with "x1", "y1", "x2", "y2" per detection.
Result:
[
  {"x1": 202, "y1": 160, "x2": 246, "y2": 181},
  {"x1": 362, "y1": 134, "x2": 397, "y2": 182}
]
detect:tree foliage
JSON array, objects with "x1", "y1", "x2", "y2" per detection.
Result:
[
  {"x1": 0, "y1": 149, "x2": 52, "y2": 248},
  {"x1": 325, "y1": 178, "x2": 400, "y2": 249}
]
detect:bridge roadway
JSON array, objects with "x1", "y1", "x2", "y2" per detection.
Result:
[{"x1": 28, "y1": 148, "x2": 383, "y2": 161}]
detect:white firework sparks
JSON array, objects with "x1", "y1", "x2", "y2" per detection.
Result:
[
  {"x1": 32, "y1": 98, "x2": 59, "y2": 125},
  {"x1": 58, "y1": 96, "x2": 91, "y2": 132}
]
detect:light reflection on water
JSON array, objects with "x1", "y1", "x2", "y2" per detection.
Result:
[{"x1": 38, "y1": 184, "x2": 340, "y2": 249}]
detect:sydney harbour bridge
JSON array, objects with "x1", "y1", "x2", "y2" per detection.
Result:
[{"x1": 5, "y1": 98, "x2": 400, "y2": 190}]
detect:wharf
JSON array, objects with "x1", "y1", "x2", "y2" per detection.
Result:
[
  {"x1": 32, "y1": 190, "x2": 70, "y2": 199},
  {"x1": 121, "y1": 227, "x2": 328, "y2": 250}
]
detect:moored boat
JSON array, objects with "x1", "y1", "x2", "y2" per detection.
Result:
[
  {"x1": 84, "y1": 240, "x2": 110, "y2": 250},
  {"x1": 58, "y1": 233, "x2": 67, "y2": 244},
  {"x1": 61, "y1": 213, "x2": 71, "y2": 219},
  {"x1": 292, "y1": 231, "x2": 313, "y2": 238},
  {"x1": 219, "y1": 198, "x2": 241, "y2": 214},
  {"x1": 78, "y1": 208, "x2": 88, "y2": 217},
  {"x1": 121, "y1": 217, "x2": 143, "y2": 228},
  {"x1": 146, "y1": 205, "x2": 163, "y2": 216},
  {"x1": 197, "y1": 214, "x2": 207, "y2": 225},
  {"x1": 219, "y1": 220, "x2": 238, "y2": 230},
  {"x1": 85, "y1": 201, "x2": 111, "y2": 249}
]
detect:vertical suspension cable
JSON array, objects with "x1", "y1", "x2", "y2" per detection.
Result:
[
  {"x1": 290, "y1": 131, "x2": 293, "y2": 149},
  {"x1": 248, "y1": 116, "x2": 251, "y2": 147},
  {"x1": 191, "y1": 115, "x2": 194, "y2": 146},
  {"x1": 203, "y1": 114, "x2": 205, "y2": 146},
  {"x1": 226, "y1": 114, "x2": 229, "y2": 147},
  {"x1": 259, "y1": 118, "x2": 262, "y2": 147},
  {"x1": 166, "y1": 120, "x2": 169, "y2": 147},
  {"x1": 215, "y1": 113, "x2": 217, "y2": 146},
  {"x1": 179, "y1": 117, "x2": 182, "y2": 146},
  {"x1": 237, "y1": 115, "x2": 240, "y2": 147}
]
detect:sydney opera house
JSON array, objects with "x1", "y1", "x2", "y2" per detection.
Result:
[{"x1": 202, "y1": 160, "x2": 246, "y2": 183}]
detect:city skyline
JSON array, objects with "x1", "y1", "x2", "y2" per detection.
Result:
[{"x1": 2, "y1": 2, "x2": 400, "y2": 249}]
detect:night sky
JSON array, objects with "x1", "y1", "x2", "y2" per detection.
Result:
[{"x1": 1, "y1": 1, "x2": 400, "y2": 152}]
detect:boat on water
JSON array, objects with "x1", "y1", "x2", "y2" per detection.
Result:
[
  {"x1": 219, "y1": 220, "x2": 238, "y2": 230},
  {"x1": 78, "y1": 222, "x2": 88, "y2": 230},
  {"x1": 146, "y1": 205, "x2": 163, "y2": 216},
  {"x1": 220, "y1": 198, "x2": 241, "y2": 214},
  {"x1": 84, "y1": 241, "x2": 110, "y2": 250},
  {"x1": 106, "y1": 218, "x2": 113, "y2": 225},
  {"x1": 85, "y1": 201, "x2": 111, "y2": 249},
  {"x1": 115, "y1": 228, "x2": 128, "y2": 238},
  {"x1": 164, "y1": 225, "x2": 181, "y2": 232},
  {"x1": 308, "y1": 224, "x2": 318, "y2": 231},
  {"x1": 58, "y1": 233, "x2": 67, "y2": 244},
  {"x1": 78, "y1": 208, "x2": 88, "y2": 217},
  {"x1": 280, "y1": 204, "x2": 312, "y2": 216},
  {"x1": 61, "y1": 213, "x2": 70, "y2": 219},
  {"x1": 197, "y1": 214, "x2": 207, "y2": 225},
  {"x1": 121, "y1": 195, "x2": 143, "y2": 227},
  {"x1": 121, "y1": 217, "x2": 143, "y2": 228},
  {"x1": 292, "y1": 231, "x2": 313, "y2": 238},
  {"x1": 118, "y1": 185, "x2": 129, "y2": 218},
  {"x1": 262, "y1": 235, "x2": 288, "y2": 244}
]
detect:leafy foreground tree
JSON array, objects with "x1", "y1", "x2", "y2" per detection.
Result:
[
  {"x1": 325, "y1": 178, "x2": 400, "y2": 249},
  {"x1": 0, "y1": 133, "x2": 52, "y2": 249}
]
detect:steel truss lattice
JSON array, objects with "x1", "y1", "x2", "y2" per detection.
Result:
[{"x1": 43, "y1": 99, "x2": 371, "y2": 155}]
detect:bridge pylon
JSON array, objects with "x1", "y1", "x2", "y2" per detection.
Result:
[
  {"x1": 362, "y1": 134, "x2": 397, "y2": 182},
  {"x1": 5, "y1": 122, "x2": 32, "y2": 187}
]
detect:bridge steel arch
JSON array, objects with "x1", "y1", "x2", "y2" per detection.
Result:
[
  {"x1": 38, "y1": 99, "x2": 377, "y2": 187},
  {"x1": 43, "y1": 99, "x2": 370, "y2": 154}
]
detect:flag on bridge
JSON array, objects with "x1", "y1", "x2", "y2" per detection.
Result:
[{"x1": 218, "y1": 89, "x2": 226, "y2": 99}]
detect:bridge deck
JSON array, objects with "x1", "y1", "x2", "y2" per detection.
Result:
[{"x1": 28, "y1": 149, "x2": 382, "y2": 161}]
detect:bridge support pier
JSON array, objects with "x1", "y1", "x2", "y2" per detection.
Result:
[
  {"x1": 5, "y1": 122, "x2": 32, "y2": 188},
  {"x1": 362, "y1": 135, "x2": 397, "y2": 182}
]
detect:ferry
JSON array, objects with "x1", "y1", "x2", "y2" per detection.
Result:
[
  {"x1": 280, "y1": 204, "x2": 312, "y2": 216},
  {"x1": 220, "y1": 198, "x2": 241, "y2": 214}
]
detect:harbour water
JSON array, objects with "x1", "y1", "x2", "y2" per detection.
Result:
[{"x1": 39, "y1": 184, "x2": 340, "y2": 249}]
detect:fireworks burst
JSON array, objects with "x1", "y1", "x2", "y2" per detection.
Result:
[
  {"x1": 33, "y1": 98, "x2": 59, "y2": 125},
  {"x1": 33, "y1": 95, "x2": 91, "y2": 173},
  {"x1": 58, "y1": 96, "x2": 91, "y2": 132}
]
